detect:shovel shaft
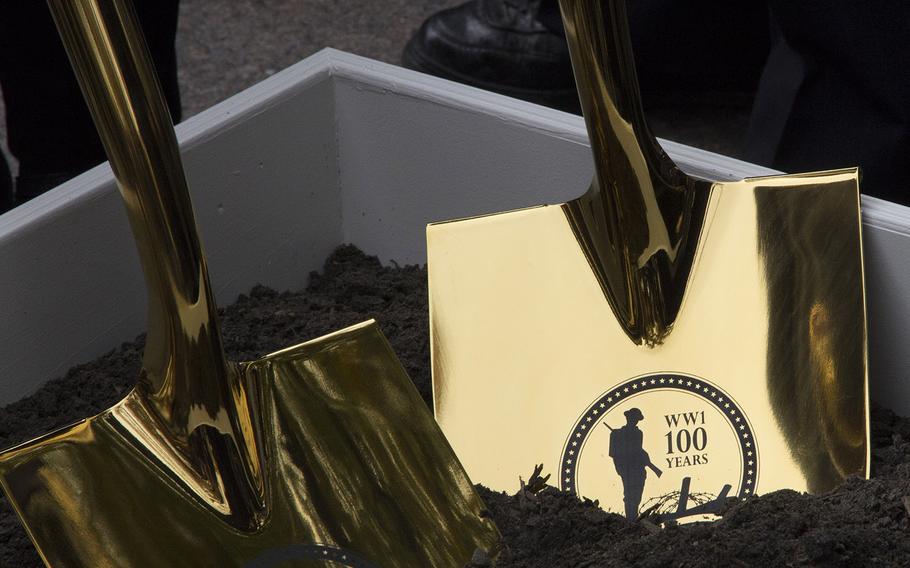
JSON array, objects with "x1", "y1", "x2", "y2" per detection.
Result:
[
  {"x1": 559, "y1": 0, "x2": 683, "y2": 189},
  {"x1": 558, "y1": 0, "x2": 710, "y2": 345},
  {"x1": 47, "y1": 0, "x2": 232, "y2": 440}
]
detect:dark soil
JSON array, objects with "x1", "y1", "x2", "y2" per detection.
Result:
[{"x1": 2, "y1": 245, "x2": 910, "y2": 567}]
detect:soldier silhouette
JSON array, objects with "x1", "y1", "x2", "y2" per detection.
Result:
[{"x1": 608, "y1": 407, "x2": 660, "y2": 520}]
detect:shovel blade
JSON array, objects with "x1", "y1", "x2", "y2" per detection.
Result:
[
  {"x1": 0, "y1": 321, "x2": 498, "y2": 566},
  {"x1": 428, "y1": 171, "x2": 868, "y2": 521}
]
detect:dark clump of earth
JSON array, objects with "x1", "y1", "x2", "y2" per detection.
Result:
[{"x1": 1, "y1": 245, "x2": 909, "y2": 567}]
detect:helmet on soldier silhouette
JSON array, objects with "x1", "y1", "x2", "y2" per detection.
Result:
[{"x1": 624, "y1": 407, "x2": 644, "y2": 423}]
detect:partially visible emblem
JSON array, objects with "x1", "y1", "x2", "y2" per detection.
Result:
[
  {"x1": 244, "y1": 544, "x2": 376, "y2": 568},
  {"x1": 561, "y1": 373, "x2": 758, "y2": 522}
]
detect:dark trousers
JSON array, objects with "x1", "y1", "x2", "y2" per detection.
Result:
[
  {"x1": 0, "y1": 0, "x2": 181, "y2": 211},
  {"x1": 539, "y1": 0, "x2": 771, "y2": 106},
  {"x1": 541, "y1": 0, "x2": 908, "y2": 203},
  {"x1": 744, "y1": 1, "x2": 910, "y2": 203}
]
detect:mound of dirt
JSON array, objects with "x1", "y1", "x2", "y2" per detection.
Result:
[{"x1": 1, "y1": 246, "x2": 907, "y2": 567}]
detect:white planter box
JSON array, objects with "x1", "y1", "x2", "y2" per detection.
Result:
[{"x1": 1, "y1": 49, "x2": 908, "y2": 414}]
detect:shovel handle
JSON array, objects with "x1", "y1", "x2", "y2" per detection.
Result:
[
  {"x1": 557, "y1": 0, "x2": 707, "y2": 345},
  {"x1": 47, "y1": 0, "x2": 231, "y2": 436},
  {"x1": 558, "y1": 0, "x2": 686, "y2": 192}
]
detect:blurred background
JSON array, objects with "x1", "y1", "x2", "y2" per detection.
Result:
[
  {"x1": 0, "y1": 0, "x2": 748, "y2": 190},
  {"x1": 1, "y1": 0, "x2": 905, "y2": 210}
]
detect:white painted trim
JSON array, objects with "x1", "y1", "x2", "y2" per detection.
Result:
[{"x1": 0, "y1": 48, "x2": 908, "y2": 415}]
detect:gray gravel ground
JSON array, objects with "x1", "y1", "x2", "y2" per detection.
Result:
[
  {"x1": 175, "y1": 0, "x2": 463, "y2": 118},
  {"x1": 1, "y1": 0, "x2": 744, "y2": 179}
]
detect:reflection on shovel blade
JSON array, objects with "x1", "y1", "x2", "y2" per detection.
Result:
[
  {"x1": 428, "y1": 0, "x2": 868, "y2": 518},
  {"x1": 0, "y1": 0, "x2": 500, "y2": 564},
  {"x1": 0, "y1": 321, "x2": 497, "y2": 566}
]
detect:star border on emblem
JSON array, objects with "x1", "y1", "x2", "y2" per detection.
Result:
[{"x1": 559, "y1": 374, "x2": 758, "y2": 500}]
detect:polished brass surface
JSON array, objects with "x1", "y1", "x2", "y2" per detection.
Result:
[
  {"x1": 0, "y1": 0, "x2": 499, "y2": 565},
  {"x1": 428, "y1": 0, "x2": 868, "y2": 522}
]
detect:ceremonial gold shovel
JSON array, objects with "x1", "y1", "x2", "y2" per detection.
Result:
[
  {"x1": 428, "y1": 0, "x2": 868, "y2": 522},
  {"x1": 0, "y1": 1, "x2": 499, "y2": 565}
]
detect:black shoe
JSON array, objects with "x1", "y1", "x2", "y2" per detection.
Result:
[
  {"x1": 402, "y1": 0, "x2": 580, "y2": 113},
  {"x1": 404, "y1": 0, "x2": 771, "y2": 114}
]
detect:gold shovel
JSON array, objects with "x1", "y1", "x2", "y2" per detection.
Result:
[
  {"x1": 428, "y1": 0, "x2": 868, "y2": 522},
  {"x1": 0, "y1": 0, "x2": 499, "y2": 565}
]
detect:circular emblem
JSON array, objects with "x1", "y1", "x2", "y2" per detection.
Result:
[
  {"x1": 244, "y1": 544, "x2": 376, "y2": 568},
  {"x1": 560, "y1": 373, "x2": 758, "y2": 521}
]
